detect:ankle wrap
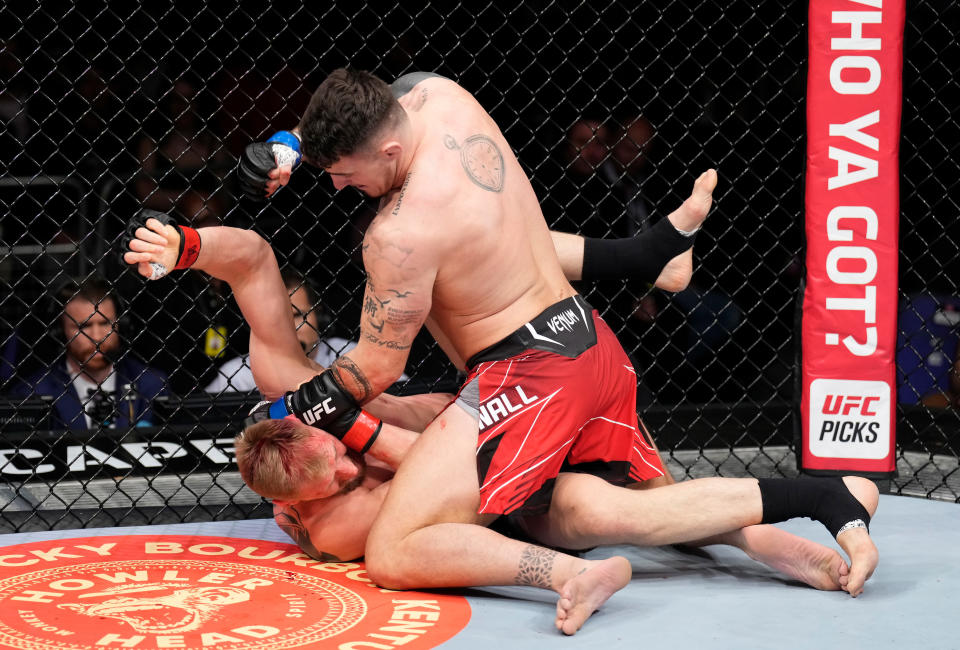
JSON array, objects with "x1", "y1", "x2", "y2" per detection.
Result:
[{"x1": 758, "y1": 477, "x2": 871, "y2": 539}]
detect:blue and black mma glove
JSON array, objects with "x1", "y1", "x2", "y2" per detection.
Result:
[
  {"x1": 120, "y1": 209, "x2": 202, "y2": 280},
  {"x1": 245, "y1": 372, "x2": 383, "y2": 454},
  {"x1": 238, "y1": 130, "x2": 303, "y2": 201}
]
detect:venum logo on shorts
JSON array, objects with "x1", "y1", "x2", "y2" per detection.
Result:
[
  {"x1": 0, "y1": 535, "x2": 470, "y2": 649},
  {"x1": 808, "y1": 378, "x2": 889, "y2": 460},
  {"x1": 478, "y1": 386, "x2": 539, "y2": 430},
  {"x1": 545, "y1": 309, "x2": 579, "y2": 335}
]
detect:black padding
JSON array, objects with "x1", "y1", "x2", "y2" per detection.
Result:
[
  {"x1": 758, "y1": 477, "x2": 872, "y2": 538},
  {"x1": 390, "y1": 71, "x2": 450, "y2": 98},
  {"x1": 581, "y1": 216, "x2": 695, "y2": 283}
]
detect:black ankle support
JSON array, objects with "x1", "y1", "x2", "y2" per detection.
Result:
[
  {"x1": 757, "y1": 477, "x2": 871, "y2": 539},
  {"x1": 581, "y1": 216, "x2": 696, "y2": 283}
]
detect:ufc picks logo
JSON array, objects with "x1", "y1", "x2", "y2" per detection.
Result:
[
  {"x1": 821, "y1": 394, "x2": 880, "y2": 417},
  {"x1": 808, "y1": 378, "x2": 890, "y2": 460},
  {"x1": 301, "y1": 398, "x2": 336, "y2": 425}
]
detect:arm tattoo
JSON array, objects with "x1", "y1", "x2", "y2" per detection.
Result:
[
  {"x1": 444, "y1": 134, "x2": 505, "y2": 192},
  {"x1": 362, "y1": 331, "x2": 412, "y2": 351},
  {"x1": 515, "y1": 545, "x2": 557, "y2": 589},
  {"x1": 363, "y1": 295, "x2": 387, "y2": 333},
  {"x1": 329, "y1": 356, "x2": 374, "y2": 404},
  {"x1": 275, "y1": 507, "x2": 342, "y2": 562},
  {"x1": 362, "y1": 278, "x2": 421, "y2": 351}
]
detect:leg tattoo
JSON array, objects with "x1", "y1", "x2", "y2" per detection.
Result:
[{"x1": 515, "y1": 545, "x2": 557, "y2": 589}]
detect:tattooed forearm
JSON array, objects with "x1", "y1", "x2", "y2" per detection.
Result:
[
  {"x1": 515, "y1": 545, "x2": 557, "y2": 589},
  {"x1": 363, "y1": 331, "x2": 412, "y2": 351},
  {"x1": 275, "y1": 508, "x2": 342, "y2": 562},
  {"x1": 329, "y1": 357, "x2": 375, "y2": 404}
]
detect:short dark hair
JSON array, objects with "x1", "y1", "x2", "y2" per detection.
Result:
[
  {"x1": 56, "y1": 275, "x2": 119, "y2": 318},
  {"x1": 298, "y1": 68, "x2": 404, "y2": 168}
]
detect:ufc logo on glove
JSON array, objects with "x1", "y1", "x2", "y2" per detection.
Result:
[{"x1": 301, "y1": 398, "x2": 337, "y2": 425}]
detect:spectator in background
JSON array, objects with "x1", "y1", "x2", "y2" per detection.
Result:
[
  {"x1": 13, "y1": 276, "x2": 168, "y2": 429},
  {"x1": 544, "y1": 117, "x2": 624, "y2": 238},
  {"x1": 205, "y1": 269, "x2": 359, "y2": 393},
  {"x1": 542, "y1": 117, "x2": 654, "y2": 391},
  {"x1": 135, "y1": 75, "x2": 234, "y2": 213},
  {"x1": 53, "y1": 65, "x2": 137, "y2": 185},
  {"x1": 917, "y1": 303, "x2": 960, "y2": 409},
  {"x1": 608, "y1": 113, "x2": 656, "y2": 234}
]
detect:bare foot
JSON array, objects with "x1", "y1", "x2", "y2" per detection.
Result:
[
  {"x1": 657, "y1": 169, "x2": 718, "y2": 292},
  {"x1": 738, "y1": 525, "x2": 848, "y2": 591},
  {"x1": 667, "y1": 169, "x2": 717, "y2": 233},
  {"x1": 836, "y1": 476, "x2": 880, "y2": 597},
  {"x1": 554, "y1": 556, "x2": 631, "y2": 636}
]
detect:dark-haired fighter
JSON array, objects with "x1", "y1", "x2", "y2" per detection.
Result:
[{"x1": 127, "y1": 72, "x2": 878, "y2": 634}]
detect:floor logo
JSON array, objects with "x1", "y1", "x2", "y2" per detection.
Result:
[{"x1": 0, "y1": 535, "x2": 471, "y2": 649}]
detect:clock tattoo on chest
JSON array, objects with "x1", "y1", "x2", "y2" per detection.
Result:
[{"x1": 444, "y1": 134, "x2": 505, "y2": 192}]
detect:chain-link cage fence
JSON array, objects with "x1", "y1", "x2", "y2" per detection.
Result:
[{"x1": 1, "y1": 2, "x2": 957, "y2": 532}]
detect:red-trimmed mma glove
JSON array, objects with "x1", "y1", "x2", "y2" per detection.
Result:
[
  {"x1": 270, "y1": 372, "x2": 382, "y2": 454},
  {"x1": 120, "y1": 209, "x2": 202, "y2": 280},
  {"x1": 237, "y1": 130, "x2": 302, "y2": 201}
]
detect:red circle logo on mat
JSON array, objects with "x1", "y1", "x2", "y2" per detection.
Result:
[{"x1": 0, "y1": 535, "x2": 471, "y2": 649}]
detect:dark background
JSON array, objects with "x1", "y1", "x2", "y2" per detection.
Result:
[{"x1": 1, "y1": 1, "x2": 957, "y2": 529}]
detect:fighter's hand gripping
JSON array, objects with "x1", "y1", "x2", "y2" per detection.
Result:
[
  {"x1": 263, "y1": 372, "x2": 383, "y2": 454},
  {"x1": 238, "y1": 130, "x2": 302, "y2": 200},
  {"x1": 120, "y1": 209, "x2": 201, "y2": 280}
]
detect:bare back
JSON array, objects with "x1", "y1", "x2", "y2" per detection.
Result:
[{"x1": 367, "y1": 78, "x2": 575, "y2": 368}]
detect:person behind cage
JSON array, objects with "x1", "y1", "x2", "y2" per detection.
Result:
[
  {"x1": 204, "y1": 268, "x2": 363, "y2": 393},
  {"x1": 13, "y1": 276, "x2": 168, "y2": 429},
  {"x1": 134, "y1": 74, "x2": 234, "y2": 214}
]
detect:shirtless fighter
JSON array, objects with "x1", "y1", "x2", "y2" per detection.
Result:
[
  {"x1": 124, "y1": 200, "x2": 878, "y2": 634},
  {"x1": 125, "y1": 70, "x2": 879, "y2": 634}
]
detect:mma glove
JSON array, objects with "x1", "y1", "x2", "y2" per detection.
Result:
[
  {"x1": 252, "y1": 372, "x2": 382, "y2": 454},
  {"x1": 120, "y1": 209, "x2": 202, "y2": 279},
  {"x1": 238, "y1": 130, "x2": 303, "y2": 201}
]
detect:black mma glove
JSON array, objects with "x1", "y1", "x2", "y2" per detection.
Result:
[
  {"x1": 238, "y1": 130, "x2": 302, "y2": 201},
  {"x1": 260, "y1": 372, "x2": 382, "y2": 454},
  {"x1": 120, "y1": 209, "x2": 202, "y2": 279}
]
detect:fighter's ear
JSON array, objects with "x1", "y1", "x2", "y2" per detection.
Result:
[{"x1": 381, "y1": 141, "x2": 403, "y2": 159}]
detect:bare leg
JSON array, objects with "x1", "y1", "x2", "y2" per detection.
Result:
[
  {"x1": 365, "y1": 405, "x2": 630, "y2": 635},
  {"x1": 533, "y1": 473, "x2": 880, "y2": 592},
  {"x1": 621, "y1": 457, "x2": 849, "y2": 590}
]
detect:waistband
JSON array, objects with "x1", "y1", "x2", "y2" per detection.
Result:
[{"x1": 466, "y1": 294, "x2": 598, "y2": 369}]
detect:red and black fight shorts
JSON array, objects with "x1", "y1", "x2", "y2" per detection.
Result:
[{"x1": 454, "y1": 295, "x2": 665, "y2": 517}]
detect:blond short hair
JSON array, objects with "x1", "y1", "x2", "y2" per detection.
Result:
[{"x1": 234, "y1": 418, "x2": 331, "y2": 500}]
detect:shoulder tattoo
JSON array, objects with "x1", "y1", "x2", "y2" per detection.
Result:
[
  {"x1": 444, "y1": 134, "x2": 505, "y2": 192},
  {"x1": 275, "y1": 507, "x2": 342, "y2": 562}
]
